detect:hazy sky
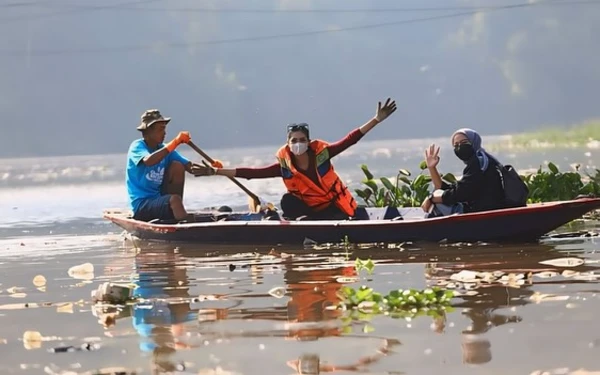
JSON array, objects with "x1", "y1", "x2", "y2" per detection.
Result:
[{"x1": 1, "y1": 0, "x2": 599, "y2": 157}]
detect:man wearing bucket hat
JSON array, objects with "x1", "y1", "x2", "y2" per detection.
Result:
[{"x1": 126, "y1": 109, "x2": 213, "y2": 222}]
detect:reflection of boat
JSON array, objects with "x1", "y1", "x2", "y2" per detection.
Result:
[{"x1": 103, "y1": 198, "x2": 600, "y2": 245}]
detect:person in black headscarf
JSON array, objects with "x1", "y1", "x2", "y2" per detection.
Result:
[{"x1": 421, "y1": 128, "x2": 508, "y2": 216}]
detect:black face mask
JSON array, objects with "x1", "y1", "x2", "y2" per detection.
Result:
[{"x1": 454, "y1": 143, "x2": 475, "y2": 161}]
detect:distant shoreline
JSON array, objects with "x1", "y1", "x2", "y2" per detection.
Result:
[
  {"x1": 3, "y1": 119, "x2": 600, "y2": 162},
  {"x1": 487, "y1": 119, "x2": 600, "y2": 151}
]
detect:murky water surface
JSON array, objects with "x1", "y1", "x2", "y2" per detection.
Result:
[
  {"x1": 2, "y1": 223, "x2": 600, "y2": 375},
  {"x1": 1, "y1": 139, "x2": 600, "y2": 374}
]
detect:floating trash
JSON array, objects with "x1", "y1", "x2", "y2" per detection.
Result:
[
  {"x1": 32, "y1": 275, "x2": 46, "y2": 287},
  {"x1": 268, "y1": 286, "x2": 286, "y2": 299},
  {"x1": 534, "y1": 271, "x2": 561, "y2": 279},
  {"x1": 539, "y1": 258, "x2": 585, "y2": 268},
  {"x1": 23, "y1": 331, "x2": 42, "y2": 350},
  {"x1": 68, "y1": 263, "x2": 95, "y2": 280},
  {"x1": 91, "y1": 282, "x2": 135, "y2": 304}
]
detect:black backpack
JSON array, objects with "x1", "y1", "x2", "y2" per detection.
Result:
[{"x1": 496, "y1": 163, "x2": 529, "y2": 207}]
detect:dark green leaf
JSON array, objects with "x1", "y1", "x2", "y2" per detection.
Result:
[
  {"x1": 360, "y1": 164, "x2": 374, "y2": 180},
  {"x1": 363, "y1": 179, "x2": 379, "y2": 193},
  {"x1": 399, "y1": 176, "x2": 412, "y2": 185},
  {"x1": 380, "y1": 177, "x2": 396, "y2": 191},
  {"x1": 442, "y1": 173, "x2": 457, "y2": 183}
]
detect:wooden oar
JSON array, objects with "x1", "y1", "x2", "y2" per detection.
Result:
[{"x1": 187, "y1": 140, "x2": 262, "y2": 213}]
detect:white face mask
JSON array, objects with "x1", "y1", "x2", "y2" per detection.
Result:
[{"x1": 290, "y1": 142, "x2": 308, "y2": 156}]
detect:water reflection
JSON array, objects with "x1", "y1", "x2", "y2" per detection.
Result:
[
  {"x1": 423, "y1": 244, "x2": 600, "y2": 366},
  {"x1": 89, "y1": 237, "x2": 600, "y2": 373},
  {"x1": 283, "y1": 259, "x2": 355, "y2": 341}
]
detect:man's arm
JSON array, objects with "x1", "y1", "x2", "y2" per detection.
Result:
[
  {"x1": 141, "y1": 148, "x2": 170, "y2": 167},
  {"x1": 141, "y1": 132, "x2": 191, "y2": 167}
]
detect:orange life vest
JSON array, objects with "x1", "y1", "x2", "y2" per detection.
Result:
[{"x1": 276, "y1": 140, "x2": 357, "y2": 216}]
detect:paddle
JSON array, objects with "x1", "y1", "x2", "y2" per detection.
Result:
[{"x1": 186, "y1": 140, "x2": 263, "y2": 213}]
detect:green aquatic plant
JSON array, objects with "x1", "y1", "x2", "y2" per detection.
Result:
[
  {"x1": 354, "y1": 160, "x2": 600, "y2": 208},
  {"x1": 354, "y1": 163, "x2": 456, "y2": 208},
  {"x1": 354, "y1": 258, "x2": 375, "y2": 275},
  {"x1": 523, "y1": 163, "x2": 600, "y2": 203},
  {"x1": 336, "y1": 285, "x2": 455, "y2": 318}
]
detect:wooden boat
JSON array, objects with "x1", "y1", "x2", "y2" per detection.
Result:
[{"x1": 103, "y1": 197, "x2": 600, "y2": 245}]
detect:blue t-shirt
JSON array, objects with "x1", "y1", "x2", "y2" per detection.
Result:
[{"x1": 126, "y1": 139, "x2": 190, "y2": 214}]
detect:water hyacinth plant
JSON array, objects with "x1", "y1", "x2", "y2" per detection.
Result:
[
  {"x1": 354, "y1": 160, "x2": 600, "y2": 208},
  {"x1": 523, "y1": 162, "x2": 600, "y2": 203},
  {"x1": 354, "y1": 162, "x2": 457, "y2": 208},
  {"x1": 335, "y1": 285, "x2": 455, "y2": 320}
]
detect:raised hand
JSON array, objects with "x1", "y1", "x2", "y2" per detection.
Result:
[
  {"x1": 166, "y1": 131, "x2": 191, "y2": 152},
  {"x1": 375, "y1": 98, "x2": 397, "y2": 123},
  {"x1": 175, "y1": 131, "x2": 191, "y2": 144},
  {"x1": 425, "y1": 144, "x2": 440, "y2": 169}
]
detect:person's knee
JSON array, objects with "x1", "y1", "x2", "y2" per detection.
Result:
[
  {"x1": 281, "y1": 193, "x2": 300, "y2": 207},
  {"x1": 169, "y1": 194, "x2": 183, "y2": 206},
  {"x1": 163, "y1": 161, "x2": 186, "y2": 196},
  {"x1": 281, "y1": 193, "x2": 310, "y2": 218},
  {"x1": 169, "y1": 194, "x2": 183, "y2": 207},
  {"x1": 168, "y1": 161, "x2": 185, "y2": 178}
]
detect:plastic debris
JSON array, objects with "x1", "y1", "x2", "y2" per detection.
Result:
[
  {"x1": 23, "y1": 331, "x2": 43, "y2": 350},
  {"x1": 48, "y1": 343, "x2": 100, "y2": 354},
  {"x1": 539, "y1": 257, "x2": 584, "y2": 268},
  {"x1": 33, "y1": 275, "x2": 47, "y2": 287},
  {"x1": 91, "y1": 282, "x2": 134, "y2": 304},
  {"x1": 268, "y1": 287, "x2": 286, "y2": 298},
  {"x1": 68, "y1": 263, "x2": 95, "y2": 280}
]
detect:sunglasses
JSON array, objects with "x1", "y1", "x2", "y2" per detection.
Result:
[{"x1": 287, "y1": 123, "x2": 309, "y2": 133}]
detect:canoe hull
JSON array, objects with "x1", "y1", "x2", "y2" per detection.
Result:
[{"x1": 103, "y1": 198, "x2": 600, "y2": 245}]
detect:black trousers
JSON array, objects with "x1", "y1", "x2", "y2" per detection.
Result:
[{"x1": 280, "y1": 193, "x2": 349, "y2": 220}]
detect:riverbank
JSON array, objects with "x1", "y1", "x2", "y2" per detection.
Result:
[{"x1": 487, "y1": 119, "x2": 600, "y2": 151}]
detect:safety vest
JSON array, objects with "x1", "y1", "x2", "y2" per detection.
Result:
[{"x1": 276, "y1": 140, "x2": 357, "y2": 216}]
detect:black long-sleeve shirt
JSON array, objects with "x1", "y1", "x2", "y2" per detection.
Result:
[{"x1": 441, "y1": 155, "x2": 506, "y2": 213}]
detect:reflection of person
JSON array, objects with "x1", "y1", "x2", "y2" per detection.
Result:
[
  {"x1": 129, "y1": 250, "x2": 196, "y2": 355},
  {"x1": 283, "y1": 260, "x2": 357, "y2": 340},
  {"x1": 461, "y1": 335, "x2": 492, "y2": 365},
  {"x1": 425, "y1": 262, "x2": 534, "y2": 366}
]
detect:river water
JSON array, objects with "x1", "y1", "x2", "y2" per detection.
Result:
[{"x1": 1, "y1": 135, "x2": 600, "y2": 374}]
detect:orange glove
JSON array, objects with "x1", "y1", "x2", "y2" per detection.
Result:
[
  {"x1": 165, "y1": 131, "x2": 191, "y2": 152},
  {"x1": 211, "y1": 159, "x2": 224, "y2": 168}
]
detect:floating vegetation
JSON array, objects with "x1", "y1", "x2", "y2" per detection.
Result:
[
  {"x1": 334, "y1": 285, "x2": 455, "y2": 320},
  {"x1": 354, "y1": 258, "x2": 375, "y2": 275},
  {"x1": 355, "y1": 160, "x2": 600, "y2": 209},
  {"x1": 354, "y1": 163, "x2": 455, "y2": 208}
]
